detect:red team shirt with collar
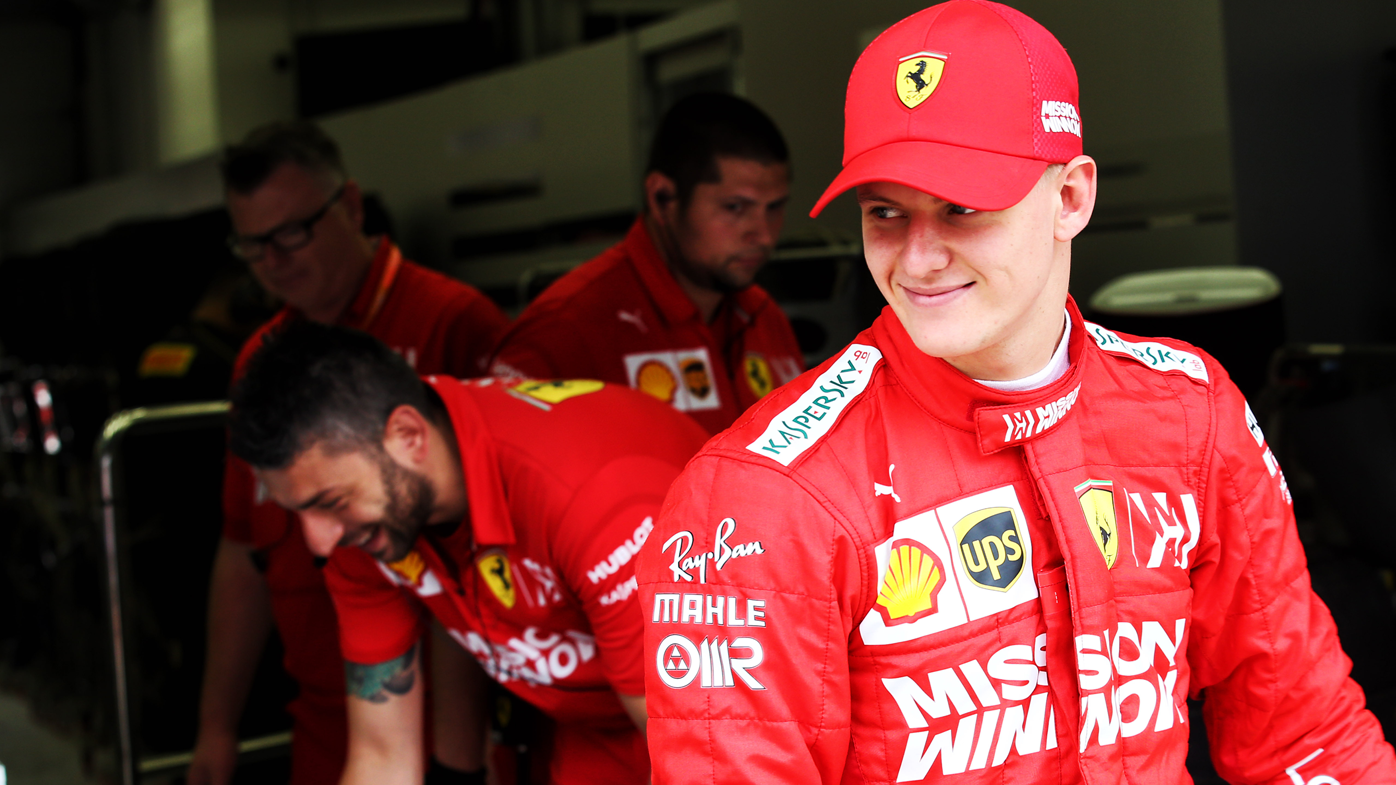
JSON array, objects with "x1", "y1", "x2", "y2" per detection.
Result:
[
  {"x1": 324, "y1": 375, "x2": 709, "y2": 785},
  {"x1": 221, "y1": 237, "x2": 508, "y2": 785},
  {"x1": 490, "y1": 217, "x2": 805, "y2": 435}
]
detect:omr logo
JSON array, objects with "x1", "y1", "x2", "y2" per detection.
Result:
[
  {"x1": 954, "y1": 507, "x2": 1026, "y2": 592},
  {"x1": 660, "y1": 636, "x2": 697, "y2": 687},
  {"x1": 875, "y1": 539, "x2": 946, "y2": 625},
  {"x1": 655, "y1": 633, "x2": 764, "y2": 690}
]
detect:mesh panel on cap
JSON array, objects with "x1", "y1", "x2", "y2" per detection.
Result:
[{"x1": 967, "y1": 0, "x2": 1082, "y2": 162}]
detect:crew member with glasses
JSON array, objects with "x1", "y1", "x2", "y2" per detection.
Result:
[{"x1": 190, "y1": 121, "x2": 509, "y2": 785}]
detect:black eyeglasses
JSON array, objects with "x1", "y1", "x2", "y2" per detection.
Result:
[{"x1": 227, "y1": 185, "x2": 345, "y2": 262}]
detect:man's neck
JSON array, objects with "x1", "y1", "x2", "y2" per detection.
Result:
[
  {"x1": 672, "y1": 270, "x2": 724, "y2": 324},
  {"x1": 944, "y1": 307, "x2": 1069, "y2": 382},
  {"x1": 644, "y1": 214, "x2": 724, "y2": 324},
  {"x1": 974, "y1": 310, "x2": 1072, "y2": 392},
  {"x1": 424, "y1": 415, "x2": 469, "y2": 526},
  {"x1": 303, "y1": 236, "x2": 378, "y2": 324}
]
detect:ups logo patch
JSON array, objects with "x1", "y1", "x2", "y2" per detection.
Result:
[{"x1": 953, "y1": 506, "x2": 1026, "y2": 592}]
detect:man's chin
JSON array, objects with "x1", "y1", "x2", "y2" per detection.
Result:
[
  {"x1": 373, "y1": 529, "x2": 420, "y2": 565},
  {"x1": 715, "y1": 269, "x2": 760, "y2": 294}
]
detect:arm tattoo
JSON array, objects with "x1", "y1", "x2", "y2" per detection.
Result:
[{"x1": 345, "y1": 641, "x2": 418, "y2": 704}]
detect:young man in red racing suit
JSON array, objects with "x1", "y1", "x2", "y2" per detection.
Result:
[{"x1": 636, "y1": 2, "x2": 1396, "y2": 783}]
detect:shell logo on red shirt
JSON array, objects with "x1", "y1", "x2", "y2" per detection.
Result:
[
  {"x1": 860, "y1": 484, "x2": 1038, "y2": 646},
  {"x1": 624, "y1": 348, "x2": 721, "y2": 412},
  {"x1": 875, "y1": 539, "x2": 945, "y2": 625},
  {"x1": 387, "y1": 551, "x2": 427, "y2": 585},
  {"x1": 477, "y1": 550, "x2": 516, "y2": 609},
  {"x1": 636, "y1": 361, "x2": 677, "y2": 402},
  {"x1": 376, "y1": 550, "x2": 442, "y2": 597}
]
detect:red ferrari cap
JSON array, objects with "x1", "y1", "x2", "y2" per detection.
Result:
[{"x1": 810, "y1": 0, "x2": 1082, "y2": 217}]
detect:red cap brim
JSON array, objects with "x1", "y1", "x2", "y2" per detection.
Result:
[{"x1": 809, "y1": 140, "x2": 1050, "y2": 217}]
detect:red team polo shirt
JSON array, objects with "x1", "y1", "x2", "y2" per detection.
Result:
[
  {"x1": 221, "y1": 238, "x2": 508, "y2": 785},
  {"x1": 324, "y1": 375, "x2": 709, "y2": 784},
  {"x1": 490, "y1": 218, "x2": 805, "y2": 435}
]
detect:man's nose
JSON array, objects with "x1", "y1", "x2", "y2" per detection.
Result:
[
  {"x1": 901, "y1": 219, "x2": 954, "y2": 276},
  {"x1": 299, "y1": 511, "x2": 345, "y2": 558},
  {"x1": 257, "y1": 243, "x2": 295, "y2": 270},
  {"x1": 748, "y1": 210, "x2": 781, "y2": 249}
]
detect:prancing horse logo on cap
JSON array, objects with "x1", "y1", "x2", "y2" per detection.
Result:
[{"x1": 896, "y1": 51, "x2": 948, "y2": 109}]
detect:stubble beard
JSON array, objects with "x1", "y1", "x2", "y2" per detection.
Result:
[
  {"x1": 370, "y1": 451, "x2": 437, "y2": 564},
  {"x1": 667, "y1": 217, "x2": 769, "y2": 296}
]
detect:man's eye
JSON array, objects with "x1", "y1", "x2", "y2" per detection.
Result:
[
  {"x1": 948, "y1": 204, "x2": 978, "y2": 215},
  {"x1": 274, "y1": 225, "x2": 310, "y2": 244},
  {"x1": 869, "y1": 206, "x2": 902, "y2": 219}
]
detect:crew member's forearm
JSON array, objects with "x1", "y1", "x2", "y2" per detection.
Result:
[
  {"x1": 430, "y1": 623, "x2": 489, "y2": 771},
  {"x1": 198, "y1": 538, "x2": 274, "y2": 735},
  {"x1": 619, "y1": 692, "x2": 647, "y2": 736},
  {"x1": 341, "y1": 642, "x2": 426, "y2": 785},
  {"x1": 341, "y1": 745, "x2": 423, "y2": 785}
]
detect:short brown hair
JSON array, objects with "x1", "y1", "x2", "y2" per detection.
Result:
[{"x1": 220, "y1": 121, "x2": 346, "y2": 195}]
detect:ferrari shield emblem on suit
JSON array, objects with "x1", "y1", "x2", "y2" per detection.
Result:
[{"x1": 1076, "y1": 479, "x2": 1119, "y2": 569}]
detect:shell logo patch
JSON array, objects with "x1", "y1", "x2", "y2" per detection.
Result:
[
  {"x1": 636, "y1": 361, "x2": 677, "y2": 402},
  {"x1": 1076, "y1": 479, "x2": 1119, "y2": 569},
  {"x1": 511, "y1": 379, "x2": 604, "y2": 405},
  {"x1": 388, "y1": 550, "x2": 427, "y2": 585},
  {"x1": 953, "y1": 506, "x2": 1027, "y2": 592},
  {"x1": 744, "y1": 354, "x2": 774, "y2": 398},
  {"x1": 477, "y1": 551, "x2": 516, "y2": 609},
  {"x1": 896, "y1": 51, "x2": 948, "y2": 109},
  {"x1": 859, "y1": 484, "x2": 1037, "y2": 646},
  {"x1": 624, "y1": 348, "x2": 721, "y2": 412},
  {"x1": 875, "y1": 539, "x2": 945, "y2": 625}
]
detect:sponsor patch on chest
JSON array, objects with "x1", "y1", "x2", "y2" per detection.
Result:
[
  {"x1": 624, "y1": 348, "x2": 721, "y2": 411},
  {"x1": 376, "y1": 551, "x2": 443, "y2": 597},
  {"x1": 861, "y1": 485, "x2": 1037, "y2": 645},
  {"x1": 449, "y1": 626, "x2": 597, "y2": 687},
  {"x1": 746, "y1": 344, "x2": 881, "y2": 466},
  {"x1": 1086, "y1": 322, "x2": 1209, "y2": 382}
]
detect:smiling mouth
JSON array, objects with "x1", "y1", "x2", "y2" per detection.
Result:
[
  {"x1": 346, "y1": 525, "x2": 378, "y2": 550},
  {"x1": 903, "y1": 281, "x2": 974, "y2": 301}
]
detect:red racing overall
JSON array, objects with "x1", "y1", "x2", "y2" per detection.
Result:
[{"x1": 638, "y1": 299, "x2": 1396, "y2": 784}]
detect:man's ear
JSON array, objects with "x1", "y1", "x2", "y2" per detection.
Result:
[
  {"x1": 342, "y1": 178, "x2": 366, "y2": 232},
  {"x1": 382, "y1": 404, "x2": 430, "y2": 467},
  {"x1": 1053, "y1": 155, "x2": 1097, "y2": 243},
  {"x1": 644, "y1": 171, "x2": 680, "y2": 225}
]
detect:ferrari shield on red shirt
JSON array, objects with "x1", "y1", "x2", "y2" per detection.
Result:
[{"x1": 324, "y1": 374, "x2": 709, "y2": 729}]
